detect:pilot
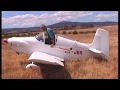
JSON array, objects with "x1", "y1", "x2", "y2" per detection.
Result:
[{"x1": 40, "y1": 24, "x2": 55, "y2": 48}]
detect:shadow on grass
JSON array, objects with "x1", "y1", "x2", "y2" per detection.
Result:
[
  {"x1": 95, "y1": 57, "x2": 108, "y2": 62},
  {"x1": 37, "y1": 63, "x2": 71, "y2": 79}
]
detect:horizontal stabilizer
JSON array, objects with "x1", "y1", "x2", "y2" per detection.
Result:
[{"x1": 89, "y1": 48, "x2": 102, "y2": 53}]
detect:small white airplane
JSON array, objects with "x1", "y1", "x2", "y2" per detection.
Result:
[{"x1": 3, "y1": 28, "x2": 109, "y2": 68}]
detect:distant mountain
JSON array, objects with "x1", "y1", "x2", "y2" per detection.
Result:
[
  {"x1": 47, "y1": 21, "x2": 118, "y2": 28},
  {"x1": 2, "y1": 21, "x2": 118, "y2": 34},
  {"x1": 2, "y1": 27, "x2": 40, "y2": 34}
]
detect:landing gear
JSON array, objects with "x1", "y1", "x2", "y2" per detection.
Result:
[
  {"x1": 26, "y1": 62, "x2": 39, "y2": 69},
  {"x1": 16, "y1": 52, "x2": 19, "y2": 55}
]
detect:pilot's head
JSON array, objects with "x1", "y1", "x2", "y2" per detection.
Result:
[{"x1": 40, "y1": 24, "x2": 47, "y2": 31}]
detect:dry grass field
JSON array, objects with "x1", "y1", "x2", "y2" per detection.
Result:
[{"x1": 2, "y1": 25, "x2": 118, "y2": 79}]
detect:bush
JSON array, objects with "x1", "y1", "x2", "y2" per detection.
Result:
[
  {"x1": 91, "y1": 31, "x2": 96, "y2": 33},
  {"x1": 79, "y1": 31, "x2": 84, "y2": 34},
  {"x1": 62, "y1": 31, "x2": 67, "y2": 34},
  {"x1": 79, "y1": 31, "x2": 88, "y2": 34},
  {"x1": 54, "y1": 31, "x2": 60, "y2": 34},
  {"x1": 72, "y1": 31, "x2": 78, "y2": 34},
  {"x1": 14, "y1": 34, "x2": 20, "y2": 37},
  {"x1": 68, "y1": 32, "x2": 71, "y2": 34}
]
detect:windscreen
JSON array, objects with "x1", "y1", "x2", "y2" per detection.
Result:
[{"x1": 35, "y1": 32, "x2": 44, "y2": 42}]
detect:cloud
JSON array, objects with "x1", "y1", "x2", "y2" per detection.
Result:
[
  {"x1": 2, "y1": 14, "x2": 48, "y2": 28},
  {"x1": 95, "y1": 12, "x2": 118, "y2": 21},
  {"x1": 51, "y1": 11, "x2": 93, "y2": 21},
  {"x1": 2, "y1": 11, "x2": 93, "y2": 28}
]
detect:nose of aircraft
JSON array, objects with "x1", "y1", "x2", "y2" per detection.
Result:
[{"x1": 3, "y1": 39, "x2": 8, "y2": 43}]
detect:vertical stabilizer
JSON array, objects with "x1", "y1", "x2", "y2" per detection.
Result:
[{"x1": 89, "y1": 28, "x2": 109, "y2": 59}]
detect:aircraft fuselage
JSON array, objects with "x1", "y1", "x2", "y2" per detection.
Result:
[{"x1": 8, "y1": 36, "x2": 97, "y2": 60}]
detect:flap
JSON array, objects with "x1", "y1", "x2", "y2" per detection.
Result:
[{"x1": 28, "y1": 51, "x2": 64, "y2": 66}]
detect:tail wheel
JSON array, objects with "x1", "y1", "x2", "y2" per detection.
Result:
[{"x1": 26, "y1": 63, "x2": 39, "y2": 69}]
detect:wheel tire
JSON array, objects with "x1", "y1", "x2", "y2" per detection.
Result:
[{"x1": 26, "y1": 64, "x2": 39, "y2": 69}]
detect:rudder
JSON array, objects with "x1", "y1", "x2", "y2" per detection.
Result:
[{"x1": 89, "y1": 28, "x2": 109, "y2": 59}]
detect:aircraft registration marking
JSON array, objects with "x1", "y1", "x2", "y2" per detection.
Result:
[
  {"x1": 57, "y1": 47, "x2": 82, "y2": 55},
  {"x1": 65, "y1": 50, "x2": 82, "y2": 55}
]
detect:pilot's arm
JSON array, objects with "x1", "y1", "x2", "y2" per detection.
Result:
[
  {"x1": 51, "y1": 38, "x2": 55, "y2": 48},
  {"x1": 47, "y1": 28, "x2": 55, "y2": 48}
]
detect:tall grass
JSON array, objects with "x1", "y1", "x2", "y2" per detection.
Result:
[{"x1": 2, "y1": 25, "x2": 118, "y2": 79}]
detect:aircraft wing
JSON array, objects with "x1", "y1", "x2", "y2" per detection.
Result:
[{"x1": 28, "y1": 51, "x2": 64, "y2": 66}]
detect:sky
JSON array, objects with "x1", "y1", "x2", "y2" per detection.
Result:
[{"x1": 2, "y1": 11, "x2": 118, "y2": 29}]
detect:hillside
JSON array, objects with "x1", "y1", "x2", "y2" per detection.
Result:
[
  {"x1": 2, "y1": 21, "x2": 118, "y2": 34},
  {"x1": 47, "y1": 21, "x2": 118, "y2": 28}
]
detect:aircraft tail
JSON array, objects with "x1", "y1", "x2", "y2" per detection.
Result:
[{"x1": 89, "y1": 28, "x2": 109, "y2": 59}]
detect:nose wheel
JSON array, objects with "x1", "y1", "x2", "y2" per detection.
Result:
[{"x1": 26, "y1": 62, "x2": 39, "y2": 69}]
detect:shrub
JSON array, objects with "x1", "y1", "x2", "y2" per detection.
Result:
[
  {"x1": 73, "y1": 31, "x2": 78, "y2": 34},
  {"x1": 62, "y1": 31, "x2": 67, "y2": 34},
  {"x1": 68, "y1": 32, "x2": 71, "y2": 34}
]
